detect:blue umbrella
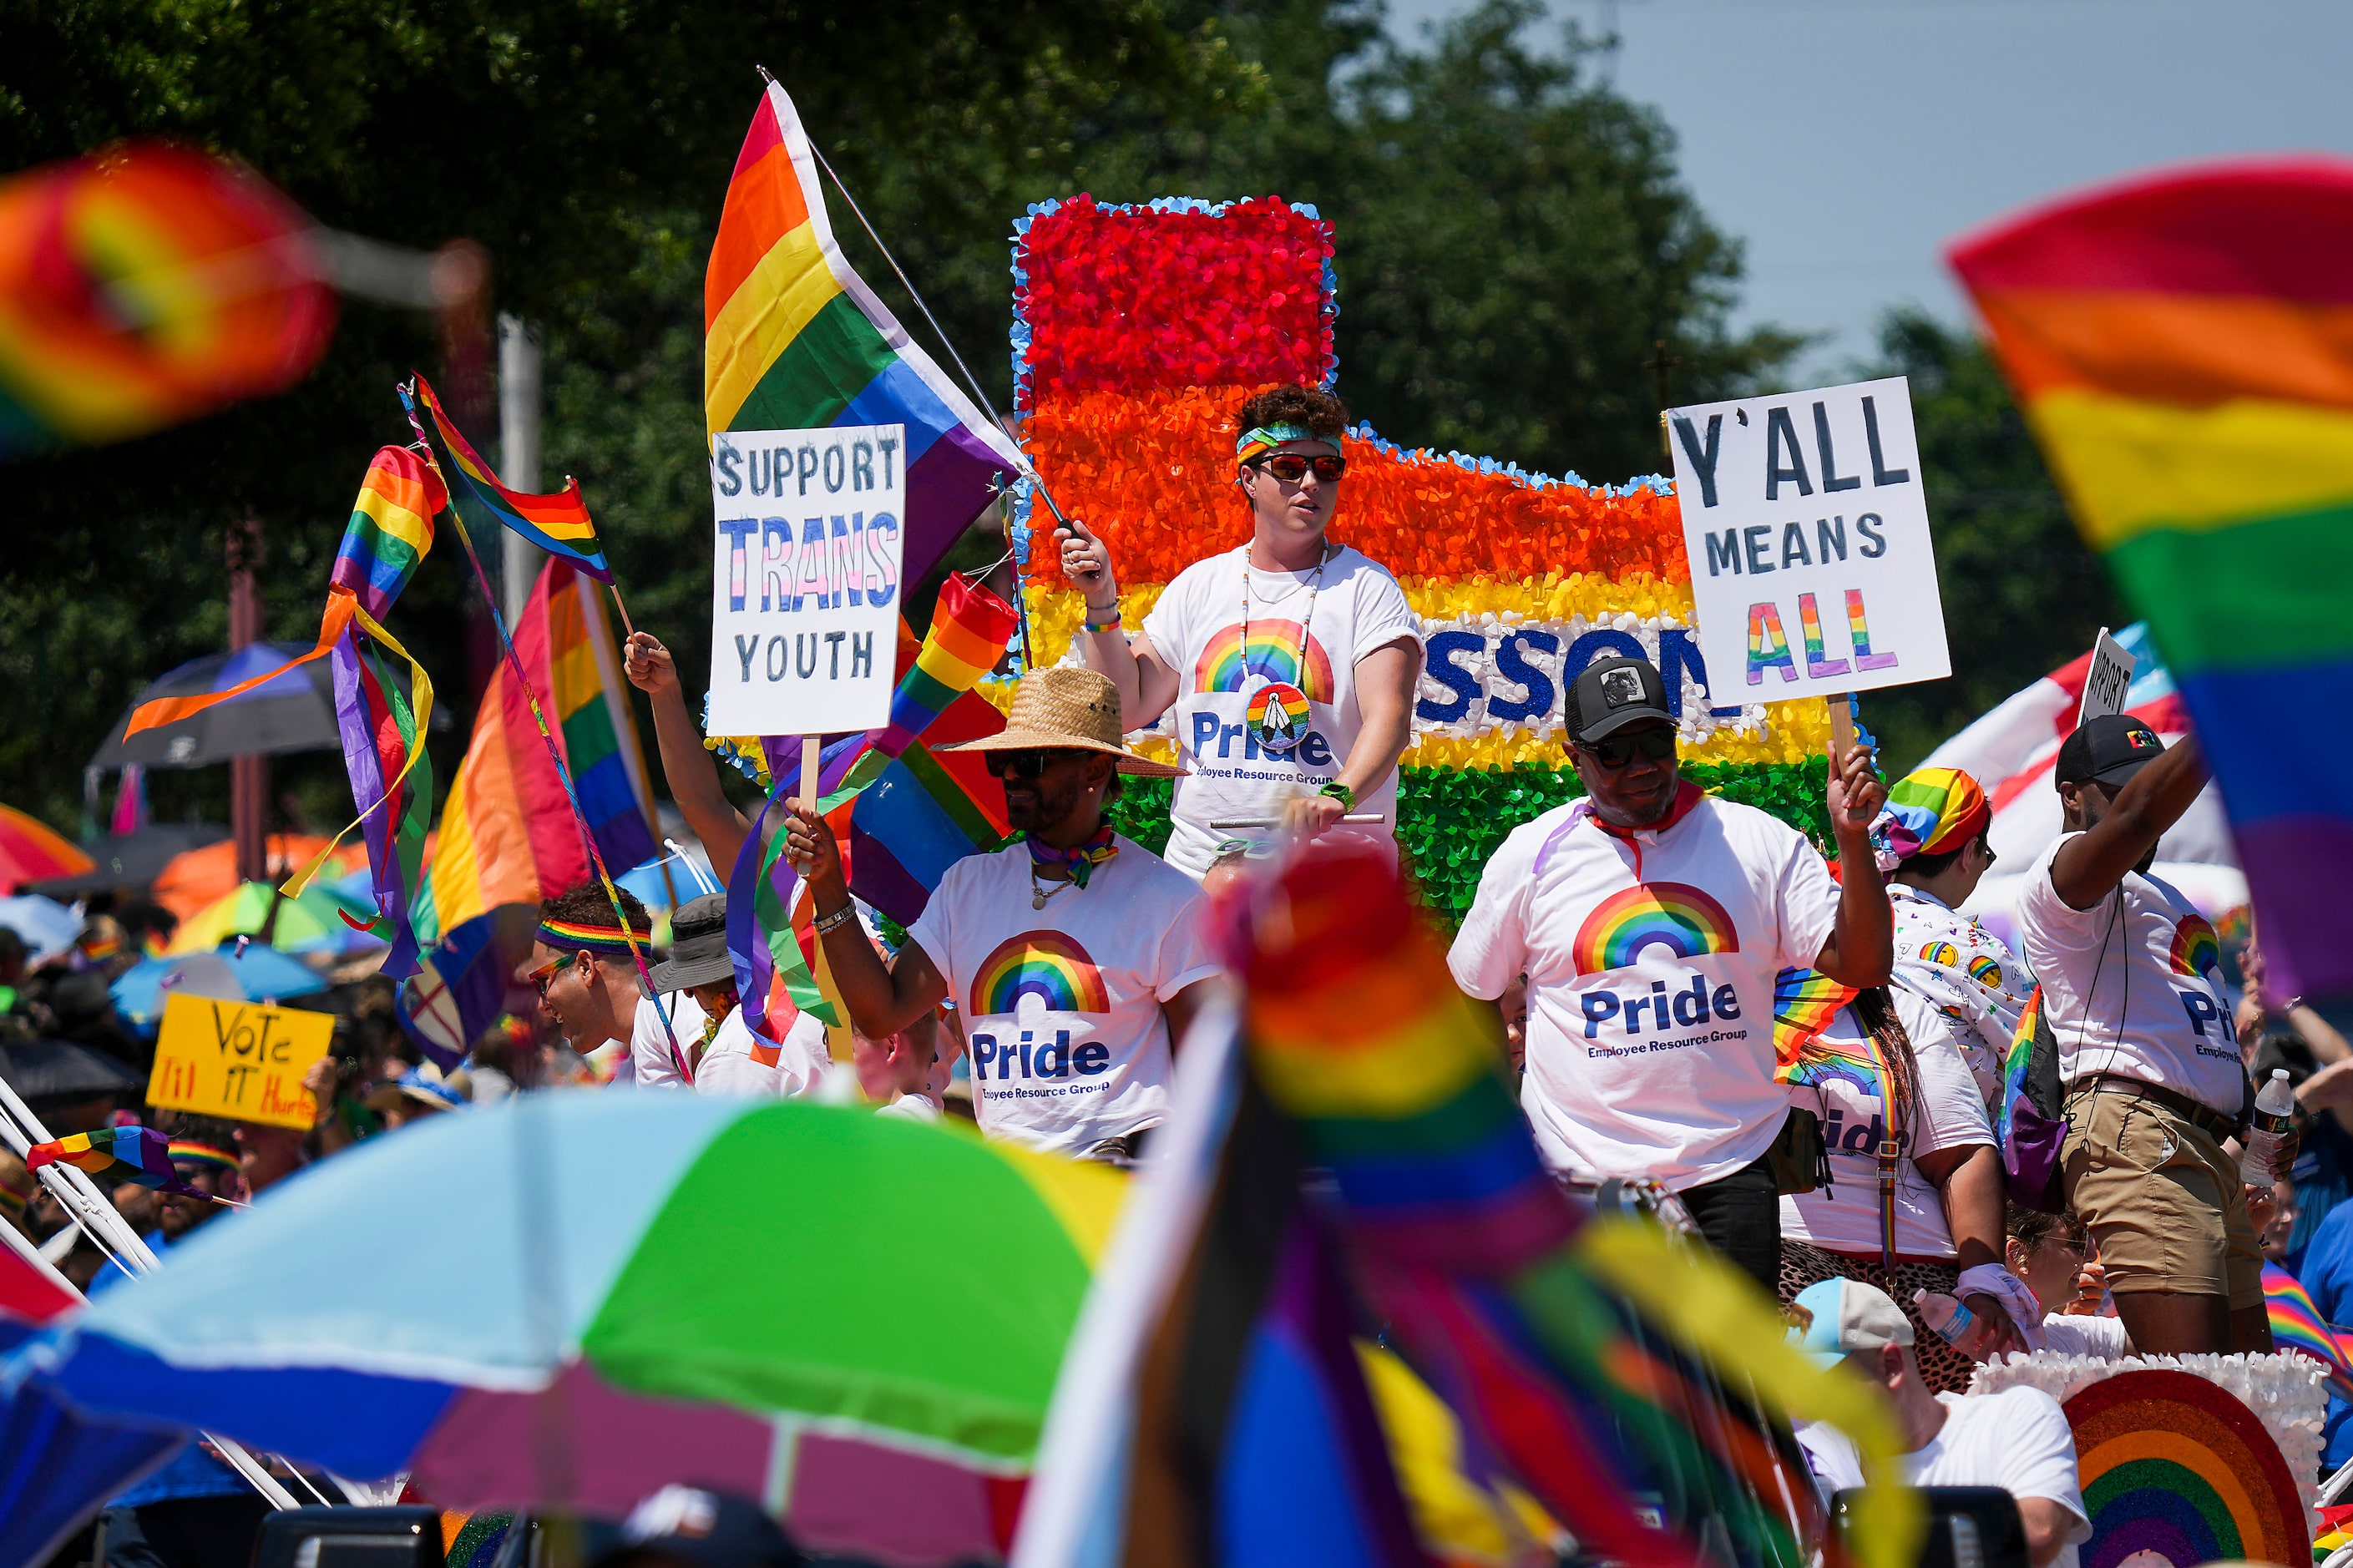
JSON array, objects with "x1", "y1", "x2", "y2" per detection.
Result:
[{"x1": 109, "y1": 947, "x2": 326, "y2": 1032}]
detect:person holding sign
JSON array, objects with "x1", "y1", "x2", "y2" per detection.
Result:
[
  {"x1": 782, "y1": 667, "x2": 1221, "y2": 1161},
  {"x1": 1060, "y1": 386, "x2": 1423, "y2": 878},
  {"x1": 2015, "y1": 715, "x2": 2273, "y2": 1357},
  {"x1": 1446, "y1": 654, "x2": 1892, "y2": 1287}
]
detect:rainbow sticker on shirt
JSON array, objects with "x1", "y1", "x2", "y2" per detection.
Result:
[
  {"x1": 973, "y1": 931, "x2": 1110, "y2": 1015},
  {"x1": 1194, "y1": 620, "x2": 1336, "y2": 701},
  {"x1": 1966, "y1": 954, "x2": 2005, "y2": 989},
  {"x1": 1772, "y1": 967, "x2": 1871, "y2": 1093},
  {"x1": 1571, "y1": 882, "x2": 1740, "y2": 975},
  {"x1": 2169, "y1": 913, "x2": 2221, "y2": 980},
  {"x1": 1917, "y1": 940, "x2": 1961, "y2": 968}
]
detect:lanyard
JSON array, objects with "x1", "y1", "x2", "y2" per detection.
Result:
[{"x1": 1236, "y1": 542, "x2": 1330, "y2": 689}]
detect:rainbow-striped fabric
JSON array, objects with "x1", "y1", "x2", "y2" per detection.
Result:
[
  {"x1": 0, "y1": 142, "x2": 334, "y2": 458},
  {"x1": 327, "y1": 621, "x2": 433, "y2": 979},
  {"x1": 1773, "y1": 967, "x2": 1870, "y2": 1093},
  {"x1": 417, "y1": 557, "x2": 655, "y2": 943},
  {"x1": 2263, "y1": 1263, "x2": 2353, "y2": 1400},
  {"x1": 1948, "y1": 160, "x2": 2353, "y2": 1004},
  {"x1": 408, "y1": 374, "x2": 610, "y2": 582},
  {"x1": 706, "y1": 83, "x2": 1022, "y2": 591},
  {"x1": 28, "y1": 1126, "x2": 189, "y2": 1191},
  {"x1": 333, "y1": 446, "x2": 444, "y2": 620}
]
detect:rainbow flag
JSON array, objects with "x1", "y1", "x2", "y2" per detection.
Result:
[
  {"x1": 27, "y1": 1127, "x2": 190, "y2": 1192},
  {"x1": 2263, "y1": 1263, "x2": 2353, "y2": 1400},
  {"x1": 706, "y1": 82, "x2": 1022, "y2": 590},
  {"x1": 330, "y1": 622, "x2": 433, "y2": 979},
  {"x1": 0, "y1": 142, "x2": 335, "y2": 458},
  {"x1": 333, "y1": 445, "x2": 443, "y2": 620},
  {"x1": 1772, "y1": 967, "x2": 1866, "y2": 1091},
  {"x1": 417, "y1": 556, "x2": 654, "y2": 941},
  {"x1": 1948, "y1": 160, "x2": 2353, "y2": 1004},
  {"x1": 407, "y1": 374, "x2": 610, "y2": 582}
]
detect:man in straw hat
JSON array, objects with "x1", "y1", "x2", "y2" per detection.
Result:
[{"x1": 786, "y1": 667, "x2": 1222, "y2": 1162}]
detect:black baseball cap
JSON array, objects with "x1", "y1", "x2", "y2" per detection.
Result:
[
  {"x1": 1567, "y1": 655, "x2": 1676, "y2": 741},
  {"x1": 650, "y1": 893, "x2": 734, "y2": 992},
  {"x1": 592, "y1": 1486, "x2": 803, "y2": 1568},
  {"x1": 2055, "y1": 713, "x2": 2165, "y2": 789}
]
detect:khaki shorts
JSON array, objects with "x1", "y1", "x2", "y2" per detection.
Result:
[{"x1": 2062, "y1": 1084, "x2": 2264, "y2": 1310}]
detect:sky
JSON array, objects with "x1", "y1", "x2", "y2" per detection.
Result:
[{"x1": 1386, "y1": 0, "x2": 2353, "y2": 376}]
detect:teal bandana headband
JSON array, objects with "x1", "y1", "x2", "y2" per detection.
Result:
[{"x1": 1236, "y1": 422, "x2": 1343, "y2": 463}]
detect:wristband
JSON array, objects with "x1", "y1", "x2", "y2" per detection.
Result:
[
  {"x1": 813, "y1": 904, "x2": 860, "y2": 936},
  {"x1": 1318, "y1": 780, "x2": 1355, "y2": 809},
  {"x1": 1083, "y1": 603, "x2": 1122, "y2": 633}
]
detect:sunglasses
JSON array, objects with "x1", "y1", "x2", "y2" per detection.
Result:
[
  {"x1": 986, "y1": 750, "x2": 1057, "y2": 781},
  {"x1": 1574, "y1": 727, "x2": 1677, "y2": 769},
  {"x1": 524, "y1": 952, "x2": 578, "y2": 994},
  {"x1": 1249, "y1": 453, "x2": 1346, "y2": 483}
]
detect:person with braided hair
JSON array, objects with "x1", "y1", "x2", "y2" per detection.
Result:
[{"x1": 1775, "y1": 976, "x2": 2032, "y2": 1392}]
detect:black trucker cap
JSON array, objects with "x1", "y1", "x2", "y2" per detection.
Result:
[{"x1": 1566, "y1": 655, "x2": 1675, "y2": 741}]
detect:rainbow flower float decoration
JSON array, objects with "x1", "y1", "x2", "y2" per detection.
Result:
[{"x1": 1004, "y1": 195, "x2": 1839, "y2": 913}]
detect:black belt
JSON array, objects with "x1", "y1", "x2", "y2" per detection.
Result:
[{"x1": 2073, "y1": 1071, "x2": 2243, "y2": 1142}]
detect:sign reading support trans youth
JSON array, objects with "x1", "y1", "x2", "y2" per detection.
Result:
[
  {"x1": 707, "y1": 423, "x2": 908, "y2": 736},
  {"x1": 1667, "y1": 377, "x2": 1950, "y2": 701}
]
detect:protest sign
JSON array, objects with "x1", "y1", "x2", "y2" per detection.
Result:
[
  {"x1": 2078, "y1": 626, "x2": 2137, "y2": 724},
  {"x1": 148, "y1": 992, "x2": 333, "y2": 1128},
  {"x1": 1667, "y1": 377, "x2": 1950, "y2": 701},
  {"x1": 706, "y1": 423, "x2": 908, "y2": 738}
]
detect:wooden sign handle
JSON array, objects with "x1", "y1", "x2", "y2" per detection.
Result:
[
  {"x1": 800, "y1": 735, "x2": 822, "y2": 814},
  {"x1": 1828, "y1": 692, "x2": 1856, "y2": 768}
]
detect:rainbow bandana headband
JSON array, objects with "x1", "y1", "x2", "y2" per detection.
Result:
[
  {"x1": 1869, "y1": 767, "x2": 1991, "y2": 873},
  {"x1": 536, "y1": 915, "x2": 654, "y2": 958},
  {"x1": 1235, "y1": 422, "x2": 1341, "y2": 463}
]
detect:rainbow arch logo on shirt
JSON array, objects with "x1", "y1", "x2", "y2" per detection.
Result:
[
  {"x1": 973, "y1": 930, "x2": 1110, "y2": 1015},
  {"x1": 1571, "y1": 883, "x2": 1741, "y2": 976},
  {"x1": 2169, "y1": 914, "x2": 2221, "y2": 980},
  {"x1": 1194, "y1": 620, "x2": 1336, "y2": 701}
]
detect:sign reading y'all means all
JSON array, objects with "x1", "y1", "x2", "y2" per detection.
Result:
[
  {"x1": 1667, "y1": 377, "x2": 1950, "y2": 700},
  {"x1": 147, "y1": 992, "x2": 335, "y2": 1130},
  {"x1": 707, "y1": 422, "x2": 908, "y2": 737}
]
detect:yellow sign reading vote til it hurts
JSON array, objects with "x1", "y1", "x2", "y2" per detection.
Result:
[{"x1": 148, "y1": 993, "x2": 334, "y2": 1129}]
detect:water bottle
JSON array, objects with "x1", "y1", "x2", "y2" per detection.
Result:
[
  {"x1": 1913, "y1": 1287, "x2": 1976, "y2": 1345},
  {"x1": 2240, "y1": 1068, "x2": 2296, "y2": 1185}
]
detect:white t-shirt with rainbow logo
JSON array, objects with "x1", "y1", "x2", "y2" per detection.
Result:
[
  {"x1": 1140, "y1": 544, "x2": 1423, "y2": 878},
  {"x1": 1449, "y1": 793, "x2": 1842, "y2": 1189},
  {"x1": 906, "y1": 837, "x2": 1222, "y2": 1153}
]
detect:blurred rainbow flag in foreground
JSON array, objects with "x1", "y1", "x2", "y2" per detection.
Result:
[
  {"x1": 2262, "y1": 1263, "x2": 2353, "y2": 1401},
  {"x1": 1949, "y1": 160, "x2": 2353, "y2": 1004}
]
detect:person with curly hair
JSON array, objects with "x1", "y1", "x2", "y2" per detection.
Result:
[{"x1": 1060, "y1": 384, "x2": 1424, "y2": 878}]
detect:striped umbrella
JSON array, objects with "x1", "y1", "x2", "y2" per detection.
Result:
[
  {"x1": 23, "y1": 1095, "x2": 1119, "y2": 1565},
  {"x1": 0, "y1": 807, "x2": 92, "y2": 892},
  {"x1": 166, "y1": 879, "x2": 384, "y2": 957}
]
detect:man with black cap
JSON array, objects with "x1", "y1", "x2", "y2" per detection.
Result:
[
  {"x1": 639, "y1": 892, "x2": 828, "y2": 1097},
  {"x1": 1448, "y1": 653, "x2": 1892, "y2": 1287},
  {"x1": 2016, "y1": 715, "x2": 2268, "y2": 1355}
]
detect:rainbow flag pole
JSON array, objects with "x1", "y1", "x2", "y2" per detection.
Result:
[{"x1": 398, "y1": 379, "x2": 690, "y2": 1082}]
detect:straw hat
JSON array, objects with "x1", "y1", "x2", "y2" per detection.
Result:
[{"x1": 936, "y1": 666, "x2": 1186, "y2": 777}]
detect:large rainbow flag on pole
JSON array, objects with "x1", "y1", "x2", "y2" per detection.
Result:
[
  {"x1": 706, "y1": 79, "x2": 1025, "y2": 591},
  {"x1": 417, "y1": 556, "x2": 656, "y2": 943},
  {"x1": 1948, "y1": 159, "x2": 2353, "y2": 1004}
]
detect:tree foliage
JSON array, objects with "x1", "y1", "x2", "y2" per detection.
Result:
[{"x1": 0, "y1": 0, "x2": 1793, "y2": 834}]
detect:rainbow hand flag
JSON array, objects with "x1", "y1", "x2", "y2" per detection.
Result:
[
  {"x1": 1949, "y1": 161, "x2": 2353, "y2": 1004},
  {"x1": 407, "y1": 374, "x2": 610, "y2": 582},
  {"x1": 706, "y1": 82, "x2": 1023, "y2": 592},
  {"x1": 2263, "y1": 1263, "x2": 2353, "y2": 1401},
  {"x1": 1772, "y1": 968, "x2": 1866, "y2": 1092},
  {"x1": 28, "y1": 1126, "x2": 191, "y2": 1192}
]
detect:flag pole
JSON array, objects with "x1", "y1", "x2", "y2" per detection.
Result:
[{"x1": 401, "y1": 381, "x2": 692, "y2": 1084}]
